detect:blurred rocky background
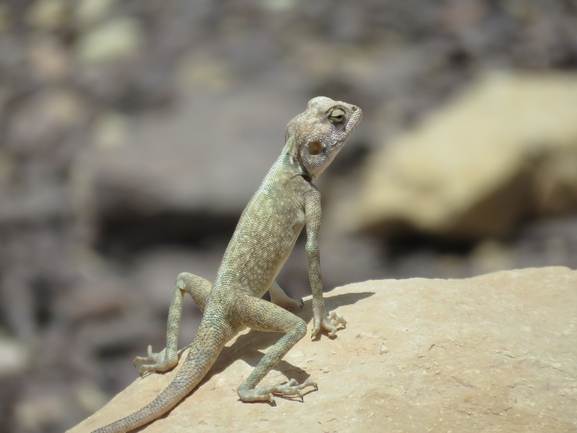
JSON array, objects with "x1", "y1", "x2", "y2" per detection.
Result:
[{"x1": 0, "y1": 1, "x2": 576, "y2": 432}]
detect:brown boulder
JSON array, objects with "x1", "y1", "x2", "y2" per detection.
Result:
[
  {"x1": 70, "y1": 267, "x2": 577, "y2": 433},
  {"x1": 349, "y1": 73, "x2": 577, "y2": 240}
]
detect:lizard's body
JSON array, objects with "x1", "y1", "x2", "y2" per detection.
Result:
[{"x1": 92, "y1": 97, "x2": 362, "y2": 433}]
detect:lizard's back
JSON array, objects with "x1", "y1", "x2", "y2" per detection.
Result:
[{"x1": 210, "y1": 165, "x2": 307, "y2": 304}]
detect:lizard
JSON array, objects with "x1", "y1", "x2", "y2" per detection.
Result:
[{"x1": 91, "y1": 96, "x2": 362, "y2": 433}]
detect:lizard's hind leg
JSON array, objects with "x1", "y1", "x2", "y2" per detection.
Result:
[
  {"x1": 234, "y1": 295, "x2": 317, "y2": 404},
  {"x1": 134, "y1": 272, "x2": 212, "y2": 376},
  {"x1": 269, "y1": 280, "x2": 304, "y2": 310},
  {"x1": 176, "y1": 272, "x2": 211, "y2": 313}
]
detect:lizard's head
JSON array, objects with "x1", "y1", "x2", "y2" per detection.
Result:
[{"x1": 285, "y1": 96, "x2": 363, "y2": 180}]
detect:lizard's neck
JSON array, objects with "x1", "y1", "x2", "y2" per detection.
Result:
[
  {"x1": 260, "y1": 141, "x2": 312, "y2": 188},
  {"x1": 277, "y1": 138, "x2": 313, "y2": 182}
]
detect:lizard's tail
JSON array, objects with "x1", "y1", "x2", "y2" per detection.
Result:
[{"x1": 91, "y1": 325, "x2": 229, "y2": 433}]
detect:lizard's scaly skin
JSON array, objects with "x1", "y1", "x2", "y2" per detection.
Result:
[{"x1": 92, "y1": 97, "x2": 362, "y2": 433}]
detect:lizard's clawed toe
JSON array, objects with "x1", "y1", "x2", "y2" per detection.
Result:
[
  {"x1": 133, "y1": 345, "x2": 155, "y2": 366},
  {"x1": 311, "y1": 310, "x2": 347, "y2": 339},
  {"x1": 238, "y1": 378, "x2": 317, "y2": 404},
  {"x1": 133, "y1": 346, "x2": 177, "y2": 375}
]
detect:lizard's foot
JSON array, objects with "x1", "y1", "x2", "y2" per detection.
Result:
[
  {"x1": 269, "y1": 282, "x2": 304, "y2": 310},
  {"x1": 238, "y1": 379, "x2": 318, "y2": 404},
  {"x1": 311, "y1": 310, "x2": 347, "y2": 340},
  {"x1": 274, "y1": 296, "x2": 304, "y2": 310},
  {"x1": 133, "y1": 345, "x2": 178, "y2": 376}
]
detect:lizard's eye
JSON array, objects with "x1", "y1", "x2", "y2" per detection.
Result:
[
  {"x1": 308, "y1": 140, "x2": 324, "y2": 155},
  {"x1": 328, "y1": 108, "x2": 345, "y2": 125}
]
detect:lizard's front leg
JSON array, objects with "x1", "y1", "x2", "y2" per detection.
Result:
[
  {"x1": 134, "y1": 272, "x2": 212, "y2": 376},
  {"x1": 234, "y1": 295, "x2": 317, "y2": 404},
  {"x1": 304, "y1": 190, "x2": 347, "y2": 339}
]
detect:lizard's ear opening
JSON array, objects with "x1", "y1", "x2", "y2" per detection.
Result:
[{"x1": 308, "y1": 140, "x2": 324, "y2": 155}]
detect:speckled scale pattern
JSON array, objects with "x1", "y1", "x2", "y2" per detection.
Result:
[{"x1": 91, "y1": 97, "x2": 362, "y2": 433}]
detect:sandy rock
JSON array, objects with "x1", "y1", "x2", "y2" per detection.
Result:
[
  {"x1": 175, "y1": 52, "x2": 234, "y2": 94},
  {"x1": 27, "y1": 36, "x2": 70, "y2": 83},
  {"x1": 90, "y1": 111, "x2": 131, "y2": 149},
  {"x1": 73, "y1": 0, "x2": 118, "y2": 28},
  {"x1": 0, "y1": 336, "x2": 30, "y2": 378},
  {"x1": 69, "y1": 267, "x2": 577, "y2": 433},
  {"x1": 0, "y1": 5, "x2": 11, "y2": 34},
  {"x1": 75, "y1": 18, "x2": 143, "y2": 64},
  {"x1": 350, "y1": 72, "x2": 577, "y2": 240},
  {"x1": 26, "y1": 0, "x2": 68, "y2": 31},
  {"x1": 16, "y1": 393, "x2": 70, "y2": 432},
  {"x1": 8, "y1": 88, "x2": 86, "y2": 151}
]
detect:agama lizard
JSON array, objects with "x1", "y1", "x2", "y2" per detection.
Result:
[{"x1": 91, "y1": 96, "x2": 362, "y2": 433}]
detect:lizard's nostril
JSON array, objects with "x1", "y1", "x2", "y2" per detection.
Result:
[{"x1": 351, "y1": 106, "x2": 357, "y2": 111}]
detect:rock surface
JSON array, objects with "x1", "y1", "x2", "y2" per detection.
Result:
[
  {"x1": 349, "y1": 73, "x2": 577, "y2": 240},
  {"x1": 69, "y1": 267, "x2": 577, "y2": 433}
]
